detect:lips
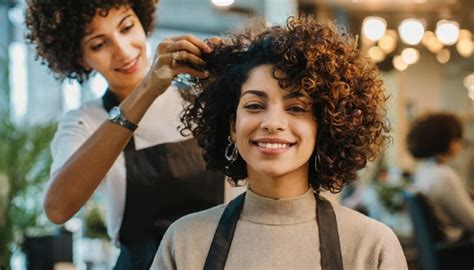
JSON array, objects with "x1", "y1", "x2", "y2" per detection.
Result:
[{"x1": 115, "y1": 56, "x2": 140, "y2": 74}]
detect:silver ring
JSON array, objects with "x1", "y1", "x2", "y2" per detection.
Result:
[
  {"x1": 172, "y1": 51, "x2": 180, "y2": 61},
  {"x1": 171, "y1": 51, "x2": 179, "y2": 67}
]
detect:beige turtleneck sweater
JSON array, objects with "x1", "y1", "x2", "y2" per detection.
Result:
[{"x1": 156, "y1": 189, "x2": 407, "y2": 269}]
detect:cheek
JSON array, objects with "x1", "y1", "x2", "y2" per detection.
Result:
[
  {"x1": 132, "y1": 30, "x2": 147, "y2": 48},
  {"x1": 298, "y1": 121, "x2": 318, "y2": 147},
  {"x1": 233, "y1": 113, "x2": 257, "y2": 144},
  {"x1": 82, "y1": 51, "x2": 111, "y2": 71}
]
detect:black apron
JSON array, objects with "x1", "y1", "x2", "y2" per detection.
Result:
[
  {"x1": 204, "y1": 192, "x2": 344, "y2": 270},
  {"x1": 102, "y1": 90, "x2": 225, "y2": 269}
]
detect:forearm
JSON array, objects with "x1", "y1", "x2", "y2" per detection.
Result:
[{"x1": 44, "y1": 84, "x2": 161, "y2": 224}]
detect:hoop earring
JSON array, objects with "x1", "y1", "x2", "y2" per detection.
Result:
[{"x1": 225, "y1": 136, "x2": 238, "y2": 163}]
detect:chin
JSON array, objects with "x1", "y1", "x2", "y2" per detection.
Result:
[{"x1": 253, "y1": 167, "x2": 291, "y2": 178}]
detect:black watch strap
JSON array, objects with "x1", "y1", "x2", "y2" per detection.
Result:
[{"x1": 109, "y1": 106, "x2": 138, "y2": 131}]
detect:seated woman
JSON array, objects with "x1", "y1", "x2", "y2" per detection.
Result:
[
  {"x1": 407, "y1": 112, "x2": 474, "y2": 241},
  {"x1": 156, "y1": 16, "x2": 407, "y2": 269}
]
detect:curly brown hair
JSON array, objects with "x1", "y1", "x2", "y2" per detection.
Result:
[
  {"x1": 25, "y1": 0, "x2": 158, "y2": 83},
  {"x1": 180, "y1": 16, "x2": 389, "y2": 193},
  {"x1": 407, "y1": 112, "x2": 463, "y2": 159}
]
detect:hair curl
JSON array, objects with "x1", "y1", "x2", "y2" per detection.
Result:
[
  {"x1": 25, "y1": 0, "x2": 158, "y2": 83},
  {"x1": 180, "y1": 16, "x2": 389, "y2": 193},
  {"x1": 407, "y1": 112, "x2": 463, "y2": 159}
]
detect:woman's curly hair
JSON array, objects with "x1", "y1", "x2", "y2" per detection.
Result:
[
  {"x1": 181, "y1": 16, "x2": 389, "y2": 193},
  {"x1": 407, "y1": 112, "x2": 463, "y2": 159},
  {"x1": 25, "y1": 0, "x2": 158, "y2": 83}
]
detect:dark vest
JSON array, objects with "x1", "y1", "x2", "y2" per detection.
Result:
[{"x1": 102, "y1": 90, "x2": 224, "y2": 264}]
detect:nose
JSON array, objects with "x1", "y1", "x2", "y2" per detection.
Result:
[
  {"x1": 260, "y1": 109, "x2": 287, "y2": 133},
  {"x1": 112, "y1": 36, "x2": 134, "y2": 61}
]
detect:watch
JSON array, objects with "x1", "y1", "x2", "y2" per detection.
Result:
[{"x1": 108, "y1": 106, "x2": 138, "y2": 131}]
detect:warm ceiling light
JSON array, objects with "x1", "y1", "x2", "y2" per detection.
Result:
[
  {"x1": 436, "y1": 20, "x2": 460, "y2": 46},
  {"x1": 211, "y1": 0, "x2": 235, "y2": 7},
  {"x1": 458, "y1": 29, "x2": 472, "y2": 40},
  {"x1": 401, "y1": 48, "x2": 420, "y2": 65},
  {"x1": 436, "y1": 48, "x2": 450, "y2": 63},
  {"x1": 456, "y1": 39, "x2": 473, "y2": 57},
  {"x1": 367, "y1": 46, "x2": 385, "y2": 63},
  {"x1": 362, "y1": 16, "x2": 387, "y2": 42},
  {"x1": 422, "y1": 31, "x2": 434, "y2": 45},
  {"x1": 399, "y1": 18, "x2": 425, "y2": 45},
  {"x1": 422, "y1": 31, "x2": 444, "y2": 53},
  {"x1": 378, "y1": 30, "x2": 397, "y2": 54},
  {"x1": 464, "y1": 73, "x2": 474, "y2": 90},
  {"x1": 468, "y1": 88, "x2": 474, "y2": 101},
  {"x1": 393, "y1": 55, "x2": 408, "y2": 71}
]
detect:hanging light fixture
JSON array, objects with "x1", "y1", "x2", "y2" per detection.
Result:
[
  {"x1": 211, "y1": 0, "x2": 235, "y2": 7},
  {"x1": 401, "y1": 48, "x2": 420, "y2": 65},
  {"x1": 378, "y1": 30, "x2": 398, "y2": 54},
  {"x1": 393, "y1": 55, "x2": 408, "y2": 71},
  {"x1": 436, "y1": 48, "x2": 451, "y2": 63},
  {"x1": 422, "y1": 31, "x2": 444, "y2": 53},
  {"x1": 367, "y1": 46, "x2": 385, "y2": 63},
  {"x1": 457, "y1": 39, "x2": 473, "y2": 57},
  {"x1": 362, "y1": 16, "x2": 387, "y2": 42},
  {"x1": 456, "y1": 29, "x2": 473, "y2": 57},
  {"x1": 464, "y1": 73, "x2": 474, "y2": 90},
  {"x1": 399, "y1": 18, "x2": 425, "y2": 45},
  {"x1": 435, "y1": 20, "x2": 460, "y2": 46}
]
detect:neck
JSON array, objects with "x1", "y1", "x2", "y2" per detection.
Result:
[{"x1": 247, "y1": 167, "x2": 310, "y2": 199}]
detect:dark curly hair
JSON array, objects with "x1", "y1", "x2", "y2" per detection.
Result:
[
  {"x1": 407, "y1": 112, "x2": 463, "y2": 159},
  {"x1": 25, "y1": 0, "x2": 158, "y2": 83},
  {"x1": 180, "y1": 16, "x2": 389, "y2": 193}
]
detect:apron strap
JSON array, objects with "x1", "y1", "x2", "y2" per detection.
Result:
[
  {"x1": 204, "y1": 193, "x2": 246, "y2": 270},
  {"x1": 204, "y1": 192, "x2": 343, "y2": 270},
  {"x1": 316, "y1": 194, "x2": 343, "y2": 270}
]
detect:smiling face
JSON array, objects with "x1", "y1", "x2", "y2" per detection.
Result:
[
  {"x1": 80, "y1": 6, "x2": 148, "y2": 99},
  {"x1": 231, "y1": 65, "x2": 318, "y2": 195}
]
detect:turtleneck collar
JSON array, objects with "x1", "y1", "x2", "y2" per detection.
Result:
[{"x1": 240, "y1": 188, "x2": 316, "y2": 225}]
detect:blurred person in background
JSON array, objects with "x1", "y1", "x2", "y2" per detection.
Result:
[
  {"x1": 25, "y1": 0, "x2": 227, "y2": 268},
  {"x1": 156, "y1": 16, "x2": 407, "y2": 269},
  {"x1": 407, "y1": 112, "x2": 474, "y2": 241}
]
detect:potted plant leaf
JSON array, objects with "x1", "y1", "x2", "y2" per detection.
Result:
[{"x1": 0, "y1": 118, "x2": 57, "y2": 269}]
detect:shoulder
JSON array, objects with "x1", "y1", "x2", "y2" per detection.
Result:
[
  {"x1": 334, "y1": 203, "x2": 396, "y2": 237},
  {"x1": 59, "y1": 98, "x2": 105, "y2": 124},
  {"x1": 415, "y1": 162, "x2": 460, "y2": 191},
  {"x1": 157, "y1": 204, "x2": 227, "y2": 266},
  {"x1": 162, "y1": 204, "x2": 226, "y2": 243},
  {"x1": 333, "y1": 204, "x2": 407, "y2": 267},
  {"x1": 416, "y1": 161, "x2": 456, "y2": 180}
]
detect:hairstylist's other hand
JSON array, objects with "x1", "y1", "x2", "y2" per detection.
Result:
[{"x1": 141, "y1": 34, "x2": 212, "y2": 95}]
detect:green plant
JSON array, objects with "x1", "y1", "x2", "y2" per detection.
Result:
[
  {"x1": 0, "y1": 118, "x2": 57, "y2": 269},
  {"x1": 375, "y1": 182, "x2": 406, "y2": 213},
  {"x1": 83, "y1": 202, "x2": 109, "y2": 241}
]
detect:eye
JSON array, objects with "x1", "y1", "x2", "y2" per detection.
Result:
[
  {"x1": 243, "y1": 103, "x2": 265, "y2": 111},
  {"x1": 121, "y1": 23, "x2": 134, "y2": 33},
  {"x1": 287, "y1": 105, "x2": 310, "y2": 113},
  {"x1": 91, "y1": 42, "x2": 106, "y2": 51}
]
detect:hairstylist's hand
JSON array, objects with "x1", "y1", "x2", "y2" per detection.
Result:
[{"x1": 142, "y1": 34, "x2": 212, "y2": 95}]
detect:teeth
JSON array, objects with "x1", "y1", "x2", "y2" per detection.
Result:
[{"x1": 257, "y1": 142, "x2": 290, "y2": 149}]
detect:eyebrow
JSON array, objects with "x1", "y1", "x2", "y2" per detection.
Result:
[
  {"x1": 83, "y1": 13, "x2": 134, "y2": 44},
  {"x1": 241, "y1": 89, "x2": 310, "y2": 100}
]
